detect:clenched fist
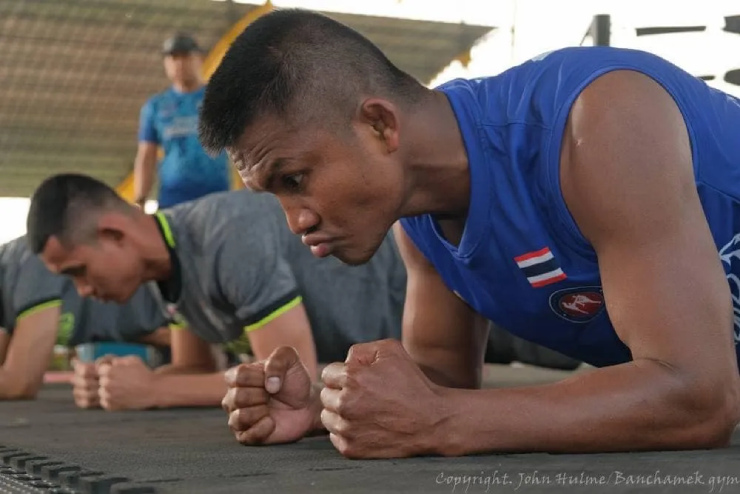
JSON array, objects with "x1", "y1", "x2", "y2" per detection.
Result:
[
  {"x1": 320, "y1": 339, "x2": 446, "y2": 459},
  {"x1": 71, "y1": 358, "x2": 102, "y2": 409},
  {"x1": 222, "y1": 346, "x2": 321, "y2": 445},
  {"x1": 97, "y1": 356, "x2": 158, "y2": 411}
]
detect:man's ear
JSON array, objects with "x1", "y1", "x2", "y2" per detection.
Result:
[{"x1": 357, "y1": 98, "x2": 400, "y2": 154}]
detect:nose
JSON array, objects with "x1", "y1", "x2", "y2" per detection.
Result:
[{"x1": 280, "y1": 199, "x2": 319, "y2": 236}]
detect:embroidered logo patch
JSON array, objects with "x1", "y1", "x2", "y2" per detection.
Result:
[
  {"x1": 514, "y1": 247, "x2": 567, "y2": 288},
  {"x1": 549, "y1": 286, "x2": 605, "y2": 323}
]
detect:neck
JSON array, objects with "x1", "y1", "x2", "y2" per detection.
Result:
[
  {"x1": 399, "y1": 90, "x2": 471, "y2": 219},
  {"x1": 138, "y1": 213, "x2": 173, "y2": 282},
  {"x1": 173, "y1": 78, "x2": 203, "y2": 93}
]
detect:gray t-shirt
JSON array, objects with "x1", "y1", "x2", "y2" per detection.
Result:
[
  {"x1": 151, "y1": 190, "x2": 407, "y2": 363},
  {"x1": 0, "y1": 236, "x2": 168, "y2": 345}
]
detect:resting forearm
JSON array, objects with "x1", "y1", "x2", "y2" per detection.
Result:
[
  {"x1": 438, "y1": 361, "x2": 735, "y2": 455},
  {"x1": 151, "y1": 372, "x2": 227, "y2": 408},
  {"x1": 0, "y1": 369, "x2": 40, "y2": 400},
  {"x1": 407, "y1": 344, "x2": 482, "y2": 389}
]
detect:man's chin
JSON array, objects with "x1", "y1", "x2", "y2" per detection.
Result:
[
  {"x1": 332, "y1": 246, "x2": 377, "y2": 266},
  {"x1": 106, "y1": 290, "x2": 135, "y2": 305}
]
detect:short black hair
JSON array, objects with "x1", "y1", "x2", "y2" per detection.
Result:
[
  {"x1": 26, "y1": 173, "x2": 130, "y2": 254},
  {"x1": 199, "y1": 8, "x2": 424, "y2": 155}
]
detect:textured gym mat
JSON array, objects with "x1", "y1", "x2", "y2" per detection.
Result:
[{"x1": 0, "y1": 365, "x2": 739, "y2": 494}]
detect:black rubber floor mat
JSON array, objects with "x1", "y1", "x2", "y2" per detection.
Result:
[
  {"x1": 0, "y1": 446, "x2": 155, "y2": 494},
  {"x1": 3, "y1": 380, "x2": 740, "y2": 493}
]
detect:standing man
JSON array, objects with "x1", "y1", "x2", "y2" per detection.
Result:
[
  {"x1": 134, "y1": 34, "x2": 230, "y2": 209},
  {"x1": 198, "y1": 10, "x2": 740, "y2": 457}
]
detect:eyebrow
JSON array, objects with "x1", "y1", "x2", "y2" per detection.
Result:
[{"x1": 262, "y1": 159, "x2": 287, "y2": 191}]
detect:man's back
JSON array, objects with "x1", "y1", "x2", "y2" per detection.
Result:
[{"x1": 158, "y1": 190, "x2": 406, "y2": 362}]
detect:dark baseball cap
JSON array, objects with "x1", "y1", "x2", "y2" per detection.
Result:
[{"x1": 162, "y1": 34, "x2": 203, "y2": 55}]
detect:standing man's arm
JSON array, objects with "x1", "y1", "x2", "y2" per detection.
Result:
[{"x1": 133, "y1": 101, "x2": 160, "y2": 208}]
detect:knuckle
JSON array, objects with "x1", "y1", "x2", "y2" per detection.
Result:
[
  {"x1": 334, "y1": 418, "x2": 352, "y2": 437},
  {"x1": 222, "y1": 388, "x2": 236, "y2": 407},
  {"x1": 227, "y1": 410, "x2": 241, "y2": 431},
  {"x1": 237, "y1": 430, "x2": 260, "y2": 446},
  {"x1": 335, "y1": 393, "x2": 350, "y2": 415},
  {"x1": 234, "y1": 388, "x2": 253, "y2": 409},
  {"x1": 235, "y1": 364, "x2": 249, "y2": 379}
]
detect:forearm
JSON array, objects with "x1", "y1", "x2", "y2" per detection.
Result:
[
  {"x1": 136, "y1": 328, "x2": 171, "y2": 348},
  {"x1": 407, "y1": 343, "x2": 483, "y2": 389},
  {"x1": 151, "y1": 372, "x2": 227, "y2": 408},
  {"x1": 133, "y1": 157, "x2": 155, "y2": 204},
  {"x1": 0, "y1": 368, "x2": 40, "y2": 400},
  {"x1": 437, "y1": 361, "x2": 735, "y2": 455}
]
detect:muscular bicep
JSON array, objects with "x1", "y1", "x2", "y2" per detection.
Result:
[
  {"x1": 393, "y1": 223, "x2": 489, "y2": 389},
  {"x1": 562, "y1": 70, "x2": 736, "y2": 384}
]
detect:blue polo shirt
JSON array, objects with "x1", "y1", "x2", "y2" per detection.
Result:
[{"x1": 139, "y1": 86, "x2": 230, "y2": 208}]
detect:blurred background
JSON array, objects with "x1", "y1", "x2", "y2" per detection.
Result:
[{"x1": 0, "y1": 0, "x2": 738, "y2": 243}]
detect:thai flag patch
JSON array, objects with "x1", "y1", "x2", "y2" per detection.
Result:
[{"x1": 514, "y1": 247, "x2": 567, "y2": 288}]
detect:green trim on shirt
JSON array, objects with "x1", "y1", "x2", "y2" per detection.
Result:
[
  {"x1": 17, "y1": 299, "x2": 62, "y2": 320},
  {"x1": 244, "y1": 295, "x2": 302, "y2": 333},
  {"x1": 154, "y1": 212, "x2": 177, "y2": 248}
]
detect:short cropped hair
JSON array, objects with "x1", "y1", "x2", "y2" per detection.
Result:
[
  {"x1": 199, "y1": 8, "x2": 425, "y2": 155},
  {"x1": 26, "y1": 173, "x2": 129, "y2": 254}
]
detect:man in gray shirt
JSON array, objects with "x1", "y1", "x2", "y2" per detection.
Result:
[
  {"x1": 25, "y1": 173, "x2": 406, "y2": 411},
  {"x1": 0, "y1": 235, "x2": 170, "y2": 402}
]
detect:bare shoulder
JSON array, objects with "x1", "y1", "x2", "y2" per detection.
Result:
[{"x1": 559, "y1": 69, "x2": 695, "y2": 248}]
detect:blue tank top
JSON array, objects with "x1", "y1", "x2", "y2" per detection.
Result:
[{"x1": 400, "y1": 46, "x2": 740, "y2": 368}]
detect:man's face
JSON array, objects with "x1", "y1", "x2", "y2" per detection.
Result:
[
  {"x1": 163, "y1": 52, "x2": 202, "y2": 87},
  {"x1": 232, "y1": 108, "x2": 406, "y2": 265},
  {"x1": 41, "y1": 223, "x2": 145, "y2": 304}
]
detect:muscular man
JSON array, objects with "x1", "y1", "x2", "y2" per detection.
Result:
[
  {"x1": 134, "y1": 34, "x2": 230, "y2": 209},
  {"x1": 0, "y1": 235, "x2": 169, "y2": 402},
  {"x1": 26, "y1": 174, "x2": 406, "y2": 411},
  {"x1": 197, "y1": 9, "x2": 740, "y2": 457}
]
